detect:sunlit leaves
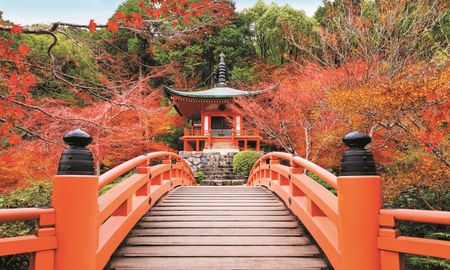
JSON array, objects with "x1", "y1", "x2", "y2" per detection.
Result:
[
  {"x1": 7, "y1": 134, "x2": 21, "y2": 145},
  {"x1": 17, "y1": 44, "x2": 30, "y2": 57},
  {"x1": 107, "y1": 20, "x2": 119, "y2": 34},
  {"x1": 88, "y1": 19, "x2": 97, "y2": 32},
  {"x1": 131, "y1": 13, "x2": 143, "y2": 29},
  {"x1": 11, "y1": 24, "x2": 23, "y2": 34}
]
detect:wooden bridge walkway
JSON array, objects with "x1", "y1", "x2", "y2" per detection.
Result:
[{"x1": 108, "y1": 186, "x2": 327, "y2": 270}]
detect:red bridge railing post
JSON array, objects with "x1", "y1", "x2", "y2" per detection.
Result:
[
  {"x1": 337, "y1": 131, "x2": 382, "y2": 270},
  {"x1": 52, "y1": 129, "x2": 98, "y2": 270}
]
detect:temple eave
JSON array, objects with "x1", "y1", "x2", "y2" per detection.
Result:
[{"x1": 163, "y1": 86, "x2": 262, "y2": 100}]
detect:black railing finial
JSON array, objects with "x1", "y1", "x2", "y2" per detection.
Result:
[
  {"x1": 57, "y1": 129, "x2": 95, "y2": 175},
  {"x1": 340, "y1": 131, "x2": 377, "y2": 176}
]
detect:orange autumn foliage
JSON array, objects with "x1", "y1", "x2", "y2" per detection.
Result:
[
  {"x1": 0, "y1": 0, "x2": 234, "y2": 192},
  {"x1": 0, "y1": 141, "x2": 59, "y2": 192},
  {"x1": 329, "y1": 62, "x2": 450, "y2": 197}
]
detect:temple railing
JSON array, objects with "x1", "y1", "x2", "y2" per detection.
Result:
[
  {"x1": 183, "y1": 128, "x2": 261, "y2": 137},
  {"x1": 0, "y1": 130, "x2": 195, "y2": 270},
  {"x1": 183, "y1": 129, "x2": 205, "y2": 137},
  {"x1": 211, "y1": 129, "x2": 233, "y2": 137},
  {"x1": 232, "y1": 129, "x2": 261, "y2": 137},
  {"x1": 247, "y1": 132, "x2": 450, "y2": 270}
]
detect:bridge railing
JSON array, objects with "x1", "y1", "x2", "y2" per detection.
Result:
[
  {"x1": 378, "y1": 209, "x2": 450, "y2": 269},
  {"x1": 0, "y1": 208, "x2": 56, "y2": 269},
  {"x1": 0, "y1": 129, "x2": 196, "y2": 270},
  {"x1": 247, "y1": 131, "x2": 450, "y2": 270},
  {"x1": 247, "y1": 152, "x2": 341, "y2": 267}
]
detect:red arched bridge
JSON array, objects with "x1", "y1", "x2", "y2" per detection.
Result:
[{"x1": 0, "y1": 130, "x2": 449, "y2": 270}]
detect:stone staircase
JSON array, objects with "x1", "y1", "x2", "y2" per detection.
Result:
[
  {"x1": 203, "y1": 153, "x2": 243, "y2": 185},
  {"x1": 179, "y1": 151, "x2": 243, "y2": 185}
]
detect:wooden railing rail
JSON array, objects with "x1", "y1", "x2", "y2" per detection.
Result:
[
  {"x1": 378, "y1": 209, "x2": 450, "y2": 269},
  {"x1": 248, "y1": 131, "x2": 450, "y2": 270},
  {"x1": 0, "y1": 208, "x2": 56, "y2": 269},
  {"x1": 184, "y1": 129, "x2": 207, "y2": 136},
  {"x1": 0, "y1": 208, "x2": 54, "y2": 222},
  {"x1": 380, "y1": 209, "x2": 450, "y2": 225},
  {"x1": 183, "y1": 128, "x2": 262, "y2": 138},
  {"x1": 249, "y1": 152, "x2": 337, "y2": 188},
  {"x1": 98, "y1": 151, "x2": 192, "y2": 190}
]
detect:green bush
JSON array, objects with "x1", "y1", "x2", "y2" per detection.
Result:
[
  {"x1": 306, "y1": 172, "x2": 337, "y2": 196},
  {"x1": 0, "y1": 182, "x2": 52, "y2": 209},
  {"x1": 0, "y1": 182, "x2": 52, "y2": 270},
  {"x1": 232, "y1": 151, "x2": 261, "y2": 176},
  {"x1": 195, "y1": 171, "x2": 205, "y2": 184}
]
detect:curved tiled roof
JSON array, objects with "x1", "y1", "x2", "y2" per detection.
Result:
[{"x1": 164, "y1": 86, "x2": 265, "y2": 99}]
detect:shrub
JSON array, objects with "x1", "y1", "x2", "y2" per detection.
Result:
[
  {"x1": 306, "y1": 172, "x2": 337, "y2": 196},
  {"x1": 0, "y1": 182, "x2": 52, "y2": 270},
  {"x1": 195, "y1": 171, "x2": 205, "y2": 184},
  {"x1": 232, "y1": 151, "x2": 261, "y2": 176}
]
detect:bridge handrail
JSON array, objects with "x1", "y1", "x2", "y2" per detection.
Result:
[
  {"x1": 98, "y1": 151, "x2": 193, "y2": 190},
  {"x1": 251, "y1": 152, "x2": 338, "y2": 189},
  {"x1": 378, "y1": 208, "x2": 450, "y2": 262},
  {"x1": 0, "y1": 208, "x2": 54, "y2": 222},
  {"x1": 380, "y1": 208, "x2": 450, "y2": 225},
  {"x1": 0, "y1": 207, "x2": 56, "y2": 266}
]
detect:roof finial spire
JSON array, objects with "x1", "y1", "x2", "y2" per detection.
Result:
[{"x1": 217, "y1": 53, "x2": 227, "y2": 87}]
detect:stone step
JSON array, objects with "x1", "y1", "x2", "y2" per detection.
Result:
[
  {"x1": 202, "y1": 180, "x2": 245, "y2": 186},
  {"x1": 205, "y1": 175, "x2": 238, "y2": 178}
]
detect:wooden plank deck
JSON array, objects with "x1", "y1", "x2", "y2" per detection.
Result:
[{"x1": 108, "y1": 186, "x2": 327, "y2": 270}]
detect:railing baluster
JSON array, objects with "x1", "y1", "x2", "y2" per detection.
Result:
[
  {"x1": 30, "y1": 249, "x2": 55, "y2": 270},
  {"x1": 269, "y1": 156, "x2": 280, "y2": 183},
  {"x1": 380, "y1": 250, "x2": 404, "y2": 270},
  {"x1": 307, "y1": 198, "x2": 326, "y2": 217},
  {"x1": 290, "y1": 160, "x2": 304, "y2": 197},
  {"x1": 113, "y1": 199, "x2": 133, "y2": 216},
  {"x1": 136, "y1": 161, "x2": 150, "y2": 196}
]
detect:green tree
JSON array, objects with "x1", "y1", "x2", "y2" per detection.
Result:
[
  {"x1": 153, "y1": 15, "x2": 257, "y2": 88},
  {"x1": 241, "y1": 1, "x2": 317, "y2": 64}
]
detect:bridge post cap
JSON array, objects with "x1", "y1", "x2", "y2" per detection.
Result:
[
  {"x1": 340, "y1": 131, "x2": 377, "y2": 176},
  {"x1": 63, "y1": 129, "x2": 93, "y2": 147},
  {"x1": 58, "y1": 129, "x2": 95, "y2": 175},
  {"x1": 343, "y1": 131, "x2": 371, "y2": 148}
]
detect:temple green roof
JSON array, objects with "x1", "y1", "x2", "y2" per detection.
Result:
[
  {"x1": 164, "y1": 53, "x2": 272, "y2": 100},
  {"x1": 164, "y1": 86, "x2": 263, "y2": 99}
]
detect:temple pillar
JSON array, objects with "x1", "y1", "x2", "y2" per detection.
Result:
[
  {"x1": 235, "y1": 116, "x2": 241, "y2": 136},
  {"x1": 203, "y1": 115, "x2": 209, "y2": 136}
]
